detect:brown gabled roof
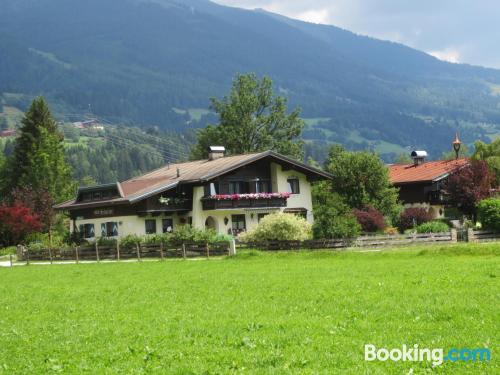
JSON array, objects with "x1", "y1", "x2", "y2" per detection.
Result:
[
  {"x1": 389, "y1": 158, "x2": 468, "y2": 185},
  {"x1": 56, "y1": 151, "x2": 331, "y2": 210}
]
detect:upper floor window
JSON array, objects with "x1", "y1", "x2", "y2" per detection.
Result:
[
  {"x1": 254, "y1": 180, "x2": 270, "y2": 193},
  {"x1": 287, "y1": 178, "x2": 300, "y2": 194},
  {"x1": 145, "y1": 219, "x2": 157, "y2": 234},
  {"x1": 229, "y1": 181, "x2": 248, "y2": 194},
  {"x1": 204, "y1": 182, "x2": 219, "y2": 196}
]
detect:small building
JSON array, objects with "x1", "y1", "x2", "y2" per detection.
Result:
[
  {"x1": 0, "y1": 129, "x2": 16, "y2": 138},
  {"x1": 73, "y1": 119, "x2": 104, "y2": 130},
  {"x1": 55, "y1": 148, "x2": 331, "y2": 240},
  {"x1": 389, "y1": 150, "x2": 468, "y2": 218}
]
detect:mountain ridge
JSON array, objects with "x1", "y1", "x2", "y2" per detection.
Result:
[{"x1": 0, "y1": 0, "x2": 499, "y2": 160}]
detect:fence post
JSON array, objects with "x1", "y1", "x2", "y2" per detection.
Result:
[
  {"x1": 116, "y1": 240, "x2": 120, "y2": 261},
  {"x1": 450, "y1": 229, "x2": 457, "y2": 243},
  {"x1": 467, "y1": 228, "x2": 475, "y2": 243},
  {"x1": 48, "y1": 247, "x2": 53, "y2": 264},
  {"x1": 206, "y1": 242, "x2": 210, "y2": 258},
  {"x1": 182, "y1": 243, "x2": 186, "y2": 259},
  {"x1": 229, "y1": 240, "x2": 236, "y2": 256},
  {"x1": 136, "y1": 243, "x2": 141, "y2": 262},
  {"x1": 26, "y1": 247, "x2": 29, "y2": 265},
  {"x1": 9, "y1": 254, "x2": 13, "y2": 267},
  {"x1": 75, "y1": 246, "x2": 79, "y2": 264},
  {"x1": 16, "y1": 245, "x2": 23, "y2": 262},
  {"x1": 95, "y1": 241, "x2": 100, "y2": 262},
  {"x1": 160, "y1": 242, "x2": 164, "y2": 261}
]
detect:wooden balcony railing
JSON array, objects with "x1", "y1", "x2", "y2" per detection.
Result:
[{"x1": 201, "y1": 193, "x2": 289, "y2": 210}]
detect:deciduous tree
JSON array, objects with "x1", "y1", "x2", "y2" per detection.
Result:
[
  {"x1": 446, "y1": 160, "x2": 493, "y2": 218},
  {"x1": 0, "y1": 204, "x2": 42, "y2": 245},
  {"x1": 324, "y1": 145, "x2": 401, "y2": 223},
  {"x1": 191, "y1": 73, "x2": 304, "y2": 160}
]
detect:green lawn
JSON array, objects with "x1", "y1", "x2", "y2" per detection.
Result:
[{"x1": 0, "y1": 243, "x2": 498, "y2": 374}]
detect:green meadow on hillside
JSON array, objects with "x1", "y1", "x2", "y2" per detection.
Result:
[{"x1": 0, "y1": 243, "x2": 498, "y2": 373}]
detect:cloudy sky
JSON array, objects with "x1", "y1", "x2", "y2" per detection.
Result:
[{"x1": 213, "y1": 0, "x2": 500, "y2": 69}]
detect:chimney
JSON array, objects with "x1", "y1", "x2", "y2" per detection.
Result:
[
  {"x1": 410, "y1": 150, "x2": 427, "y2": 166},
  {"x1": 176, "y1": 168, "x2": 180, "y2": 178},
  {"x1": 208, "y1": 146, "x2": 225, "y2": 161}
]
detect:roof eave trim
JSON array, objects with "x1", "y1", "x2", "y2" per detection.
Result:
[{"x1": 128, "y1": 182, "x2": 179, "y2": 203}]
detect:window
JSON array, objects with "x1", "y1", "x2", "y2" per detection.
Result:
[
  {"x1": 231, "y1": 214, "x2": 246, "y2": 234},
  {"x1": 101, "y1": 222, "x2": 118, "y2": 237},
  {"x1": 229, "y1": 181, "x2": 248, "y2": 194},
  {"x1": 162, "y1": 218, "x2": 173, "y2": 233},
  {"x1": 287, "y1": 178, "x2": 300, "y2": 194},
  {"x1": 78, "y1": 223, "x2": 95, "y2": 239},
  {"x1": 257, "y1": 213, "x2": 268, "y2": 222},
  {"x1": 254, "y1": 180, "x2": 270, "y2": 193},
  {"x1": 145, "y1": 219, "x2": 157, "y2": 234},
  {"x1": 204, "y1": 182, "x2": 219, "y2": 196}
]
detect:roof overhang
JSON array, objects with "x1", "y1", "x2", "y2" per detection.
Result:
[{"x1": 198, "y1": 151, "x2": 332, "y2": 182}]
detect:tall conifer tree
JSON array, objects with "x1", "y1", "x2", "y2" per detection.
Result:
[{"x1": 8, "y1": 97, "x2": 74, "y2": 202}]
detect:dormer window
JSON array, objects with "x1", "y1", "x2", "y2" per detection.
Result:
[{"x1": 76, "y1": 183, "x2": 120, "y2": 203}]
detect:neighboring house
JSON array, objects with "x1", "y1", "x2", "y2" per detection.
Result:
[
  {"x1": 388, "y1": 151, "x2": 468, "y2": 218},
  {"x1": 73, "y1": 119, "x2": 104, "y2": 130},
  {"x1": 0, "y1": 130, "x2": 16, "y2": 138},
  {"x1": 55, "y1": 148, "x2": 331, "y2": 239}
]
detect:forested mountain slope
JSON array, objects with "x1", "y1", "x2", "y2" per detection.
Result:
[{"x1": 1, "y1": 0, "x2": 499, "y2": 160}]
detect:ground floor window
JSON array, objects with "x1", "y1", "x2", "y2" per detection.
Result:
[
  {"x1": 145, "y1": 219, "x2": 157, "y2": 234},
  {"x1": 162, "y1": 218, "x2": 173, "y2": 233},
  {"x1": 257, "y1": 213, "x2": 268, "y2": 222},
  {"x1": 101, "y1": 222, "x2": 118, "y2": 237},
  {"x1": 78, "y1": 223, "x2": 95, "y2": 239},
  {"x1": 231, "y1": 214, "x2": 246, "y2": 234}
]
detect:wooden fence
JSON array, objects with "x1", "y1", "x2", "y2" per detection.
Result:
[
  {"x1": 237, "y1": 230, "x2": 456, "y2": 251},
  {"x1": 17, "y1": 241, "x2": 232, "y2": 263},
  {"x1": 468, "y1": 229, "x2": 500, "y2": 243}
]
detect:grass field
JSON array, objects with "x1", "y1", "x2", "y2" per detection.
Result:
[{"x1": 0, "y1": 243, "x2": 498, "y2": 374}]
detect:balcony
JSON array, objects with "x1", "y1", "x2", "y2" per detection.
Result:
[
  {"x1": 201, "y1": 193, "x2": 289, "y2": 210},
  {"x1": 428, "y1": 190, "x2": 449, "y2": 205},
  {"x1": 138, "y1": 197, "x2": 192, "y2": 215}
]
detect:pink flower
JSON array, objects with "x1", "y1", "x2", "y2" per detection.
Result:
[{"x1": 206, "y1": 193, "x2": 291, "y2": 200}]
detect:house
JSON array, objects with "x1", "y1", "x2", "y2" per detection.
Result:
[
  {"x1": 73, "y1": 119, "x2": 104, "y2": 130},
  {"x1": 55, "y1": 148, "x2": 332, "y2": 240},
  {"x1": 0, "y1": 129, "x2": 16, "y2": 138},
  {"x1": 388, "y1": 150, "x2": 468, "y2": 218}
]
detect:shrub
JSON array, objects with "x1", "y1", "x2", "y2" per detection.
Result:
[
  {"x1": 169, "y1": 225, "x2": 218, "y2": 244},
  {"x1": 416, "y1": 221, "x2": 449, "y2": 233},
  {"x1": 241, "y1": 213, "x2": 312, "y2": 242},
  {"x1": 398, "y1": 208, "x2": 432, "y2": 231},
  {"x1": 119, "y1": 234, "x2": 144, "y2": 248},
  {"x1": 313, "y1": 214, "x2": 360, "y2": 239},
  {"x1": 384, "y1": 227, "x2": 399, "y2": 235},
  {"x1": 25, "y1": 232, "x2": 66, "y2": 249},
  {"x1": 477, "y1": 198, "x2": 500, "y2": 232},
  {"x1": 352, "y1": 206, "x2": 385, "y2": 232},
  {"x1": 97, "y1": 237, "x2": 117, "y2": 246},
  {"x1": 0, "y1": 204, "x2": 42, "y2": 245},
  {"x1": 0, "y1": 246, "x2": 17, "y2": 256}
]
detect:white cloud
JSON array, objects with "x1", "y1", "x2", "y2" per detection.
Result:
[
  {"x1": 428, "y1": 48, "x2": 461, "y2": 64},
  {"x1": 212, "y1": 0, "x2": 500, "y2": 69},
  {"x1": 294, "y1": 8, "x2": 330, "y2": 24}
]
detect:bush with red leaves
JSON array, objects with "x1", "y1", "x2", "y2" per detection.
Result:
[
  {"x1": 398, "y1": 207, "x2": 432, "y2": 232},
  {"x1": 352, "y1": 206, "x2": 386, "y2": 232},
  {"x1": 447, "y1": 160, "x2": 494, "y2": 218},
  {"x1": 0, "y1": 204, "x2": 42, "y2": 246}
]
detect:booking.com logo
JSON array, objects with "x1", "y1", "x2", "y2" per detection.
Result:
[{"x1": 365, "y1": 344, "x2": 491, "y2": 366}]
